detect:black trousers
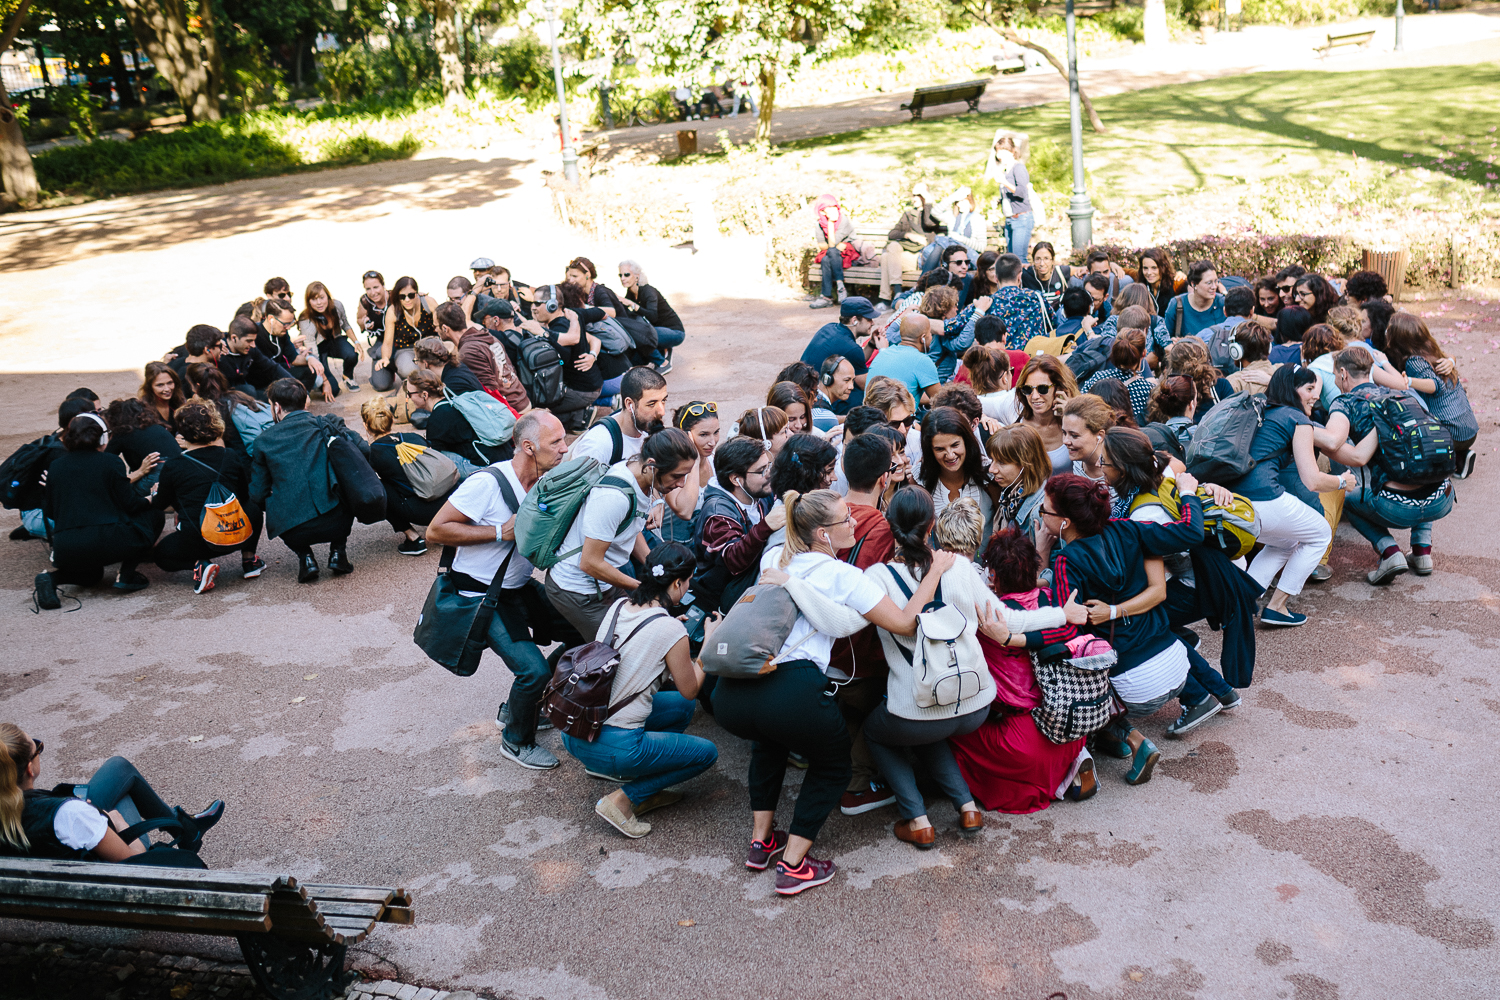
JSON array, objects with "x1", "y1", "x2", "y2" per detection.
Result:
[
  {"x1": 152, "y1": 507, "x2": 263, "y2": 570},
  {"x1": 712, "y1": 660, "x2": 852, "y2": 842},
  {"x1": 278, "y1": 505, "x2": 354, "y2": 556},
  {"x1": 318, "y1": 337, "x2": 360, "y2": 379},
  {"x1": 385, "y1": 485, "x2": 445, "y2": 534},
  {"x1": 547, "y1": 387, "x2": 600, "y2": 429},
  {"x1": 289, "y1": 362, "x2": 340, "y2": 399},
  {"x1": 49, "y1": 516, "x2": 163, "y2": 586}
]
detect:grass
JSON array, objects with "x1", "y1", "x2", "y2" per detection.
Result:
[
  {"x1": 779, "y1": 63, "x2": 1500, "y2": 209},
  {"x1": 33, "y1": 121, "x2": 419, "y2": 198}
]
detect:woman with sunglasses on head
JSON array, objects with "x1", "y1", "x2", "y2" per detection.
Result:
[
  {"x1": 0, "y1": 723, "x2": 224, "y2": 862},
  {"x1": 357, "y1": 269, "x2": 390, "y2": 359},
  {"x1": 300, "y1": 280, "x2": 363, "y2": 392},
  {"x1": 1015, "y1": 354, "x2": 1078, "y2": 474},
  {"x1": 660, "y1": 402, "x2": 721, "y2": 544},
  {"x1": 716, "y1": 489, "x2": 953, "y2": 894},
  {"x1": 372, "y1": 276, "x2": 437, "y2": 393},
  {"x1": 919, "y1": 406, "x2": 997, "y2": 544},
  {"x1": 32, "y1": 413, "x2": 166, "y2": 609},
  {"x1": 617, "y1": 260, "x2": 685, "y2": 374},
  {"x1": 1038, "y1": 473, "x2": 1206, "y2": 785},
  {"x1": 1099, "y1": 427, "x2": 1255, "y2": 736}
]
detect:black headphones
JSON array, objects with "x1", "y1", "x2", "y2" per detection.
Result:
[{"x1": 820, "y1": 356, "x2": 844, "y2": 387}]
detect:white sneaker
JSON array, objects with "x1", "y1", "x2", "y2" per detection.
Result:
[{"x1": 1367, "y1": 550, "x2": 1409, "y2": 586}]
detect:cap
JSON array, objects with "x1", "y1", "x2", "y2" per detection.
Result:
[
  {"x1": 469, "y1": 257, "x2": 496, "y2": 270},
  {"x1": 472, "y1": 295, "x2": 514, "y2": 321},
  {"x1": 839, "y1": 296, "x2": 877, "y2": 320}
]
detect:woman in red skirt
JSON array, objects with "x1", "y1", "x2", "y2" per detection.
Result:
[{"x1": 951, "y1": 528, "x2": 1095, "y2": 812}]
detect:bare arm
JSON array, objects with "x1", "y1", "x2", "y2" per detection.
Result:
[
  {"x1": 665, "y1": 636, "x2": 703, "y2": 699},
  {"x1": 425, "y1": 502, "x2": 506, "y2": 546},
  {"x1": 666, "y1": 456, "x2": 702, "y2": 519},
  {"x1": 1292, "y1": 424, "x2": 1349, "y2": 493},
  {"x1": 1084, "y1": 558, "x2": 1167, "y2": 624},
  {"x1": 378, "y1": 309, "x2": 397, "y2": 369},
  {"x1": 580, "y1": 536, "x2": 639, "y2": 590}
]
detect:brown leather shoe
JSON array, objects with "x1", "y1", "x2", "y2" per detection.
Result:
[
  {"x1": 894, "y1": 819, "x2": 935, "y2": 850},
  {"x1": 958, "y1": 809, "x2": 985, "y2": 836}
]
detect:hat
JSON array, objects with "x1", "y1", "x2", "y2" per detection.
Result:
[
  {"x1": 839, "y1": 296, "x2": 877, "y2": 320},
  {"x1": 469, "y1": 257, "x2": 496, "y2": 270},
  {"x1": 472, "y1": 295, "x2": 514, "y2": 321}
]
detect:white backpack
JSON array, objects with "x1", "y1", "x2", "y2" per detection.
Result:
[{"x1": 885, "y1": 567, "x2": 984, "y2": 712}]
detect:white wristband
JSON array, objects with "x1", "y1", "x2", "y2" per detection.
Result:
[{"x1": 1109, "y1": 605, "x2": 1118, "y2": 621}]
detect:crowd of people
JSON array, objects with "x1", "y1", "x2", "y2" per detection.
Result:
[{"x1": 2, "y1": 236, "x2": 1480, "y2": 901}]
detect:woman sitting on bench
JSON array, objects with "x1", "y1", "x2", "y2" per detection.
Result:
[{"x1": 0, "y1": 723, "x2": 223, "y2": 862}]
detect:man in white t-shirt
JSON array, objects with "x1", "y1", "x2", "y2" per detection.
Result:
[
  {"x1": 568, "y1": 366, "x2": 668, "y2": 467},
  {"x1": 427, "y1": 410, "x2": 574, "y2": 770}
]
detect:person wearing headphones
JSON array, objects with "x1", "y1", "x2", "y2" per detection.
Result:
[
  {"x1": 810, "y1": 356, "x2": 857, "y2": 432},
  {"x1": 569, "y1": 367, "x2": 669, "y2": 467},
  {"x1": 523, "y1": 283, "x2": 600, "y2": 432}
]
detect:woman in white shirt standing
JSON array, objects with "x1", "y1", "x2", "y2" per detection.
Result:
[
  {"x1": 714, "y1": 489, "x2": 952, "y2": 896},
  {"x1": 560, "y1": 544, "x2": 718, "y2": 840}
]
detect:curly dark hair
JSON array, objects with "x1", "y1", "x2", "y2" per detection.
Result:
[
  {"x1": 174, "y1": 398, "x2": 226, "y2": 445},
  {"x1": 1044, "y1": 473, "x2": 1111, "y2": 537},
  {"x1": 104, "y1": 397, "x2": 162, "y2": 436},
  {"x1": 983, "y1": 527, "x2": 1041, "y2": 596},
  {"x1": 1101, "y1": 427, "x2": 1166, "y2": 498}
]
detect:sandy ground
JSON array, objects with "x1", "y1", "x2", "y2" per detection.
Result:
[{"x1": 2, "y1": 29, "x2": 1500, "y2": 1000}]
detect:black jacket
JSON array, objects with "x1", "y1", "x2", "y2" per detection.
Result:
[
  {"x1": 108, "y1": 423, "x2": 181, "y2": 471},
  {"x1": 626, "y1": 284, "x2": 684, "y2": 331},
  {"x1": 45, "y1": 450, "x2": 152, "y2": 532},
  {"x1": 1050, "y1": 497, "x2": 1203, "y2": 673},
  {"x1": 249, "y1": 410, "x2": 367, "y2": 537},
  {"x1": 152, "y1": 446, "x2": 256, "y2": 542},
  {"x1": 440, "y1": 363, "x2": 485, "y2": 396},
  {"x1": 218, "y1": 347, "x2": 291, "y2": 390}
]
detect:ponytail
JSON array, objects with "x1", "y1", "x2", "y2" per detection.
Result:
[
  {"x1": 884, "y1": 486, "x2": 934, "y2": 577},
  {"x1": 779, "y1": 488, "x2": 841, "y2": 568},
  {"x1": 0, "y1": 723, "x2": 31, "y2": 850}
]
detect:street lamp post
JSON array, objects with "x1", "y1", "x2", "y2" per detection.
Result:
[
  {"x1": 1394, "y1": 0, "x2": 1405, "y2": 52},
  {"x1": 1065, "y1": 0, "x2": 1094, "y2": 250},
  {"x1": 544, "y1": 0, "x2": 579, "y2": 184}
]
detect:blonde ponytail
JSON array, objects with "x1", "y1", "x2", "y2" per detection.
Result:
[
  {"x1": 779, "y1": 488, "x2": 841, "y2": 568},
  {"x1": 0, "y1": 723, "x2": 31, "y2": 850}
]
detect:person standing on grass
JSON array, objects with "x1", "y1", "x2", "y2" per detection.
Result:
[
  {"x1": 426, "y1": 410, "x2": 580, "y2": 772},
  {"x1": 989, "y1": 136, "x2": 1033, "y2": 257}
]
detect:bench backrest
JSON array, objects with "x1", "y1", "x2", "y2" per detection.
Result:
[{"x1": 912, "y1": 80, "x2": 988, "y2": 101}]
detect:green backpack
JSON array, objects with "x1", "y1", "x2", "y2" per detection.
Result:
[{"x1": 514, "y1": 456, "x2": 638, "y2": 570}]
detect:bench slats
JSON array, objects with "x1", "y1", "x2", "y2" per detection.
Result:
[
  {"x1": 379, "y1": 906, "x2": 415, "y2": 925},
  {"x1": 302, "y1": 884, "x2": 409, "y2": 906},
  {"x1": 0, "y1": 898, "x2": 272, "y2": 934},
  {"x1": 0, "y1": 859, "x2": 301, "y2": 896},
  {"x1": 0, "y1": 877, "x2": 271, "y2": 915},
  {"x1": 306, "y1": 900, "x2": 386, "y2": 919}
]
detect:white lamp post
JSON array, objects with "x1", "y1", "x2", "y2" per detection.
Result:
[
  {"x1": 1065, "y1": 0, "x2": 1094, "y2": 249},
  {"x1": 544, "y1": 0, "x2": 579, "y2": 183}
]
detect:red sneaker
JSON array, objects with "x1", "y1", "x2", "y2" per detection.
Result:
[
  {"x1": 744, "y1": 830, "x2": 787, "y2": 871},
  {"x1": 775, "y1": 855, "x2": 836, "y2": 896},
  {"x1": 839, "y1": 781, "x2": 896, "y2": 816},
  {"x1": 193, "y1": 561, "x2": 219, "y2": 595}
]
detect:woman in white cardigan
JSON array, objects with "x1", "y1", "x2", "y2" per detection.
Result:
[
  {"x1": 865, "y1": 486, "x2": 1069, "y2": 848},
  {"x1": 717, "y1": 488, "x2": 952, "y2": 897}
]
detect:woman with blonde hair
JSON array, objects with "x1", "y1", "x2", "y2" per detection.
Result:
[
  {"x1": 362, "y1": 396, "x2": 452, "y2": 556},
  {"x1": 985, "y1": 132, "x2": 1033, "y2": 256},
  {"x1": 711, "y1": 488, "x2": 952, "y2": 895},
  {"x1": 1014, "y1": 354, "x2": 1077, "y2": 473},
  {"x1": 0, "y1": 722, "x2": 223, "y2": 860},
  {"x1": 987, "y1": 424, "x2": 1052, "y2": 540},
  {"x1": 1061, "y1": 393, "x2": 1117, "y2": 490},
  {"x1": 1164, "y1": 338, "x2": 1230, "y2": 418}
]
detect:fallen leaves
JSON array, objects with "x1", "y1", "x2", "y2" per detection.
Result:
[
  {"x1": 187, "y1": 736, "x2": 204, "y2": 743},
  {"x1": 677, "y1": 919, "x2": 696, "y2": 927},
  {"x1": 290, "y1": 696, "x2": 306, "y2": 704},
  {"x1": 304, "y1": 674, "x2": 318, "y2": 680}
]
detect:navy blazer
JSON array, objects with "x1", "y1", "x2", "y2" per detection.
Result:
[{"x1": 249, "y1": 410, "x2": 367, "y2": 538}]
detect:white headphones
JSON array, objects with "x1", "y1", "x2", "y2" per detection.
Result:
[{"x1": 81, "y1": 412, "x2": 108, "y2": 447}]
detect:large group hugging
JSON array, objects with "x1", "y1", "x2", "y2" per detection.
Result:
[{"x1": 0, "y1": 230, "x2": 1479, "y2": 899}]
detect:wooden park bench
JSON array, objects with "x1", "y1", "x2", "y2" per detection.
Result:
[
  {"x1": 800, "y1": 224, "x2": 1002, "y2": 294},
  {"x1": 899, "y1": 79, "x2": 989, "y2": 121},
  {"x1": 0, "y1": 857, "x2": 412, "y2": 1000},
  {"x1": 1315, "y1": 28, "x2": 1375, "y2": 56}
]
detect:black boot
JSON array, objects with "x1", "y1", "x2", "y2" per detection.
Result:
[
  {"x1": 192, "y1": 800, "x2": 225, "y2": 834},
  {"x1": 34, "y1": 573, "x2": 60, "y2": 610},
  {"x1": 297, "y1": 552, "x2": 320, "y2": 583},
  {"x1": 328, "y1": 547, "x2": 354, "y2": 575}
]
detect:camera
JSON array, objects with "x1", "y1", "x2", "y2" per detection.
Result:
[{"x1": 684, "y1": 604, "x2": 710, "y2": 644}]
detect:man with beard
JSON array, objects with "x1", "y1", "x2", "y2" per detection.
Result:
[
  {"x1": 567, "y1": 367, "x2": 668, "y2": 466},
  {"x1": 690, "y1": 435, "x2": 774, "y2": 614}
]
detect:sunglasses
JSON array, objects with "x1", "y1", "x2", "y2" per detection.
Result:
[
  {"x1": 950, "y1": 260, "x2": 970, "y2": 269},
  {"x1": 678, "y1": 402, "x2": 718, "y2": 421},
  {"x1": 363, "y1": 270, "x2": 382, "y2": 280},
  {"x1": 1021, "y1": 384, "x2": 1054, "y2": 395},
  {"x1": 399, "y1": 292, "x2": 418, "y2": 300},
  {"x1": 1277, "y1": 284, "x2": 1295, "y2": 292},
  {"x1": 892, "y1": 416, "x2": 916, "y2": 429},
  {"x1": 29, "y1": 738, "x2": 43, "y2": 761},
  {"x1": 618, "y1": 273, "x2": 632, "y2": 280}
]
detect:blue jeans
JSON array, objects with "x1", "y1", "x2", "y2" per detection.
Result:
[
  {"x1": 650, "y1": 327, "x2": 685, "y2": 365},
  {"x1": 1343, "y1": 481, "x2": 1454, "y2": 554},
  {"x1": 486, "y1": 588, "x2": 562, "y2": 747},
  {"x1": 820, "y1": 253, "x2": 845, "y2": 297},
  {"x1": 561, "y1": 692, "x2": 718, "y2": 805},
  {"x1": 75, "y1": 757, "x2": 174, "y2": 827},
  {"x1": 595, "y1": 375, "x2": 624, "y2": 407},
  {"x1": 437, "y1": 449, "x2": 479, "y2": 481},
  {"x1": 1006, "y1": 212, "x2": 1034, "y2": 258},
  {"x1": 1179, "y1": 644, "x2": 1235, "y2": 706},
  {"x1": 21, "y1": 508, "x2": 52, "y2": 538}
]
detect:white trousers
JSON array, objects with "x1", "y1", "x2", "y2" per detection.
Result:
[{"x1": 1247, "y1": 492, "x2": 1332, "y2": 597}]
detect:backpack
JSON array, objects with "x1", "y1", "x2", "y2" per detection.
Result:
[
  {"x1": 0, "y1": 436, "x2": 61, "y2": 510},
  {"x1": 1201, "y1": 319, "x2": 1246, "y2": 373},
  {"x1": 1030, "y1": 635, "x2": 1115, "y2": 744},
  {"x1": 700, "y1": 583, "x2": 802, "y2": 678},
  {"x1": 327, "y1": 433, "x2": 387, "y2": 524},
  {"x1": 1357, "y1": 386, "x2": 1457, "y2": 485},
  {"x1": 182, "y1": 453, "x2": 253, "y2": 548},
  {"x1": 229, "y1": 402, "x2": 274, "y2": 458},
  {"x1": 617, "y1": 314, "x2": 659, "y2": 351},
  {"x1": 587, "y1": 316, "x2": 634, "y2": 356},
  {"x1": 915, "y1": 235, "x2": 961, "y2": 272},
  {"x1": 1185, "y1": 392, "x2": 1265, "y2": 483},
  {"x1": 502, "y1": 331, "x2": 566, "y2": 409},
  {"x1": 1142, "y1": 421, "x2": 1188, "y2": 464},
  {"x1": 379, "y1": 437, "x2": 460, "y2": 501},
  {"x1": 541, "y1": 600, "x2": 669, "y2": 741},
  {"x1": 1064, "y1": 334, "x2": 1114, "y2": 383},
  {"x1": 568, "y1": 418, "x2": 625, "y2": 466},
  {"x1": 1127, "y1": 479, "x2": 1261, "y2": 560},
  {"x1": 885, "y1": 567, "x2": 985, "y2": 713},
  {"x1": 442, "y1": 388, "x2": 517, "y2": 450},
  {"x1": 513, "y1": 456, "x2": 638, "y2": 570}
]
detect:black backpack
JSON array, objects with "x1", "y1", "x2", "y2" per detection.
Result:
[
  {"x1": 0, "y1": 436, "x2": 61, "y2": 510},
  {"x1": 1356, "y1": 387, "x2": 1456, "y2": 485},
  {"x1": 502, "y1": 330, "x2": 566, "y2": 409},
  {"x1": 1065, "y1": 334, "x2": 1114, "y2": 384}
]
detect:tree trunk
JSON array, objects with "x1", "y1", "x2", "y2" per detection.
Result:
[
  {"x1": 998, "y1": 27, "x2": 1106, "y2": 134},
  {"x1": 755, "y1": 64, "x2": 776, "y2": 145},
  {"x1": 433, "y1": 0, "x2": 463, "y2": 106},
  {"x1": 109, "y1": 34, "x2": 138, "y2": 107},
  {"x1": 0, "y1": 0, "x2": 40, "y2": 207},
  {"x1": 1143, "y1": 0, "x2": 1167, "y2": 47},
  {"x1": 115, "y1": 0, "x2": 222, "y2": 123}
]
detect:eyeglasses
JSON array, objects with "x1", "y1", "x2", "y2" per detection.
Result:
[
  {"x1": 1295, "y1": 289, "x2": 1315, "y2": 299},
  {"x1": 1020, "y1": 383, "x2": 1054, "y2": 396},
  {"x1": 29, "y1": 738, "x2": 43, "y2": 761},
  {"x1": 1040, "y1": 507, "x2": 1061, "y2": 519},
  {"x1": 399, "y1": 292, "x2": 418, "y2": 300},
  {"x1": 821, "y1": 513, "x2": 856, "y2": 528},
  {"x1": 889, "y1": 461, "x2": 903, "y2": 473}
]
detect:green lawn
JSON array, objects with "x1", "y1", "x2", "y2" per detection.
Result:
[{"x1": 780, "y1": 64, "x2": 1500, "y2": 207}]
